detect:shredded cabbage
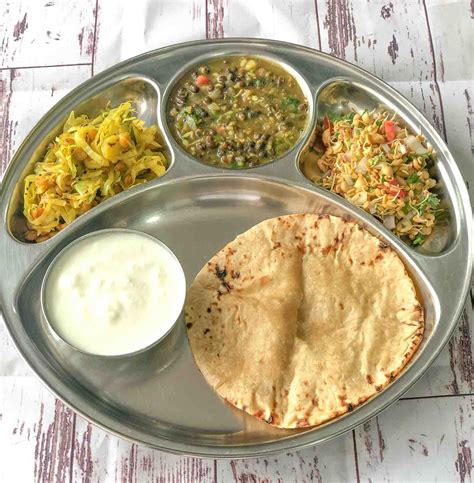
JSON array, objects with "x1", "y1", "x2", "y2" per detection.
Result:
[{"x1": 23, "y1": 102, "x2": 168, "y2": 241}]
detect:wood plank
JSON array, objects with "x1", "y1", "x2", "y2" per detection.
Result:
[
  {"x1": 0, "y1": 0, "x2": 96, "y2": 68},
  {"x1": 406, "y1": 306, "x2": 473, "y2": 398},
  {"x1": 425, "y1": 0, "x2": 473, "y2": 83},
  {"x1": 93, "y1": 1, "x2": 206, "y2": 74},
  {"x1": 389, "y1": 80, "x2": 444, "y2": 139},
  {"x1": 355, "y1": 395, "x2": 473, "y2": 482},
  {"x1": 438, "y1": 81, "x2": 474, "y2": 199},
  {"x1": 71, "y1": 416, "x2": 215, "y2": 482},
  {"x1": 0, "y1": 378, "x2": 74, "y2": 483},
  {"x1": 0, "y1": 322, "x2": 33, "y2": 378},
  {"x1": 0, "y1": 65, "x2": 91, "y2": 175},
  {"x1": 317, "y1": 0, "x2": 436, "y2": 81},
  {"x1": 206, "y1": 0, "x2": 320, "y2": 48},
  {"x1": 217, "y1": 432, "x2": 358, "y2": 482}
]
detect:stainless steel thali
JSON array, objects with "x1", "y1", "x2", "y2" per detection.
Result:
[{"x1": 0, "y1": 39, "x2": 471, "y2": 457}]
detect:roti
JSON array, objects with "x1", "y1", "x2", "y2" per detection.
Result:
[{"x1": 185, "y1": 214, "x2": 424, "y2": 428}]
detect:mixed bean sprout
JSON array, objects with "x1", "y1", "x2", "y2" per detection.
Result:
[{"x1": 302, "y1": 110, "x2": 442, "y2": 245}]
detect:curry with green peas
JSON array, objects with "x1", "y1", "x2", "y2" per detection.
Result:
[{"x1": 167, "y1": 56, "x2": 308, "y2": 168}]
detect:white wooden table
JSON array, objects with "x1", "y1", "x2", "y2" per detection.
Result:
[{"x1": 1, "y1": 1, "x2": 472, "y2": 481}]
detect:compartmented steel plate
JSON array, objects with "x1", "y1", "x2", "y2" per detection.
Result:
[{"x1": 0, "y1": 39, "x2": 471, "y2": 457}]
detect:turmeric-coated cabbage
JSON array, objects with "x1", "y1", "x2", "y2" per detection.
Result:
[{"x1": 23, "y1": 102, "x2": 168, "y2": 241}]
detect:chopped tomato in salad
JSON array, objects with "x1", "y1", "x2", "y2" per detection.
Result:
[{"x1": 303, "y1": 109, "x2": 442, "y2": 245}]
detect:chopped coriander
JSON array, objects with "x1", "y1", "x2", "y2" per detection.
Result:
[
  {"x1": 426, "y1": 193, "x2": 441, "y2": 208},
  {"x1": 415, "y1": 193, "x2": 440, "y2": 214},
  {"x1": 381, "y1": 174, "x2": 387, "y2": 184},
  {"x1": 193, "y1": 107, "x2": 207, "y2": 119},
  {"x1": 328, "y1": 112, "x2": 355, "y2": 123},
  {"x1": 376, "y1": 119, "x2": 383, "y2": 126},
  {"x1": 406, "y1": 173, "x2": 420, "y2": 184},
  {"x1": 281, "y1": 96, "x2": 300, "y2": 113},
  {"x1": 412, "y1": 233, "x2": 425, "y2": 245}
]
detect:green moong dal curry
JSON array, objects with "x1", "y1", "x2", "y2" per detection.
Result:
[{"x1": 167, "y1": 56, "x2": 309, "y2": 168}]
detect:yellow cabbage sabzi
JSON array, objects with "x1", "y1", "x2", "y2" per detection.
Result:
[
  {"x1": 304, "y1": 110, "x2": 442, "y2": 245},
  {"x1": 23, "y1": 102, "x2": 168, "y2": 242}
]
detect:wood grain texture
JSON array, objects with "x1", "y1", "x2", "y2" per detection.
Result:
[
  {"x1": 438, "y1": 81, "x2": 474, "y2": 200},
  {"x1": 207, "y1": 0, "x2": 320, "y2": 47},
  {"x1": 405, "y1": 303, "x2": 473, "y2": 398},
  {"x1": 425, "y1": 0, "x2": 473, "y2": 83},
  {"x1": 0, "y1": 1, "x2": 472, "y2": 482},
  {"x1": 0, "y1": 378, "x2": 74, "y2": 483},
  {"x1": 217, "y1": 434, "x2": 357, "y2": 482},
  {"x1": 71, "y1": 417, "x2": 215, "y2": 483},
  {"x1": 355, "y1": 395, "x2": 473, "y2": 482},
  {"x1": 0, "y1": 0, "x2": 96, "y2": 68},
  {"x1": 0, "y1": 65, "x2": 91, "y2": 176},
  {"x1": 92, "y1": 0, "x2": 206, "y2": 74},
  {"x1": 318, "y1": 0, "x2": 435, "y2": 81}
]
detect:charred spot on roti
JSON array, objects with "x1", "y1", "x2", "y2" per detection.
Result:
[
  {"x1": 186, "y1": 322, "x2": 193, "y2": 329},
  {"x1": 297, "y1": 419, "x2": 310, "y2": 428},
  {"x1": 337, "y1": 394, "x2": 347, "y2": 404},
  {"x1": 185, "y1": 214, "x2": 424, "y2": 429},
  {"x1": 254, "y1": 410, "x2": 265, "y2": 420},
  {"x1": 215, "y1": 265, "x2": 227, "y2": 279},
  {"x1": 321, "y1": 246, "x2": 331, "y2": 256},
  {"x1": 374, "y1": 252, "x2": 385, "y2": 262}
]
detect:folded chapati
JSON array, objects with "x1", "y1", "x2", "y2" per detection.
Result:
[{"x1": 185, "y1": 214, "x2": 424, "y2": 428}]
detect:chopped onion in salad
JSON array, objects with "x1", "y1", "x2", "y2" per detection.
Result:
[{"x1": 303, "y1": 110, "x2": 442, "y2": 245}]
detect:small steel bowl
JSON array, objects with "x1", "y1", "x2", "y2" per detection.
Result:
[{"x1": 40, "y1": 228, "x2": 186, "y2": 357}]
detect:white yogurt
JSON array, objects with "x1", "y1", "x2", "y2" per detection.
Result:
[{"x1": 43, "y1": 230, "x2": 186, "y2": 356}]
